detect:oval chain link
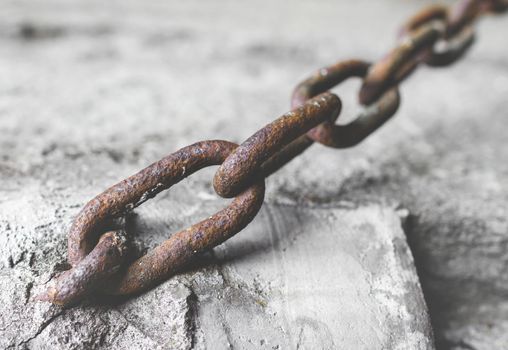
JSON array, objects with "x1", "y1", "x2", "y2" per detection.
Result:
[{"x1": 292, "y1": 59, "x2": 401, "y2": 148}]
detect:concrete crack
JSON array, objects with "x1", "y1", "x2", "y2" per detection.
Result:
[
  {"x1": 184, "y1": 286, "x2": 199, "y2": 350},
  {"x1": 24, "y1": 282, "x2": 34, "y2": 305},
  {"x1": 16, "y1": 309, "x2": 64, "y2": 348}
]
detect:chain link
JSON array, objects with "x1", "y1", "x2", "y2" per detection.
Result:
[
  {"x1": 213, "y1": 93, "x2": 341, "y2": 198},
  {"x1": 37, "y1": 0, "x2": 507, "y2": 306},
  {"x1": 292, "y1": 60, "x2": 401, "y2": 148}
]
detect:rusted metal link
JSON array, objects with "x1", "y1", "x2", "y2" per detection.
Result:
[
  {"x1": 359, "y1": 21, "x2": 445, "y2": 105},
  {"x1": 447, "y1": 0, "x2": 482, "y2": 35},
  {"x1": 399, "y1": 4, "x2": 476, "y2": 68},
  {"x1": 425, "y1": 26, "x2": 475, "y2": 67},
  {"x1": 36, "y1": 231, "x2": 128, "y2": 305},
  {"x1": 213, "y1": 92, "x2": 341, "y2": 198},
  {"x1": 60, "y1": 140, "x2": 265, "y2": 300},
  {"x1": 259, "y1": 134, "x2": 315, "y2": 179},
  {"x1": 444, "y1": 0, "x2": 507, "y2": 34},
  {"x1": 292, "y1": 60, "x2": 400, "y2": 148},
  {"x1": 446, "y1": 0, "x2": 508, "y2": 32},
  {"x1": 398, "y1": 5, "x2": 449, "y2": 38},
  {"x1": 67, "y1": 140, "x2": 250, "y2": 266},
  {"x1": 106, "y1": 177, "x2": 264, "y2": 295}
]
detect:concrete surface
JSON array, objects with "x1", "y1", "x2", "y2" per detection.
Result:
[{"x1": 0, "y1": 0, "x2": 507, "y2": 349}]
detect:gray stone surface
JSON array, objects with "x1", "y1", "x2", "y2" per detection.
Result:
[{"x1": 0, "y1": 0, "x2": 507, "y2": 349}]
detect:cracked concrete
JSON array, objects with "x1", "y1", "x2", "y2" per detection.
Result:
[
  {"x1": 0, "y1": 179, "x2": 433, "y2": 349},
  {"x1": 1, "y1": 0, "x2": 507, "y2": 349}
]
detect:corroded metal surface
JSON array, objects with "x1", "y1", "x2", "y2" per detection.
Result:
[
  {"x1": 292, "y1": 60, "x2": 400, "y2": 148},
  {"x1": 399, "y1": 5, "x2": 449, "y2": 37},
  {"x1": 37, "y1": 231, "x2": 128, "y2": 305},
  {"x1": 66, "y1": 140, "x2": 265, "y2": 300},
  {"x1": 106, "y1": 176, "x2": 264, "y2": 295},
  {"x1": 213, "y1": 93, "x2": 341, "y2": 198},
  {"x1": 68, "y1": 140, "x2": 254, "y2": 265},
  {"x1": 426, "y1": 26, "x2": 475, "y2": 67},
  {"x1": 399, "y1": 3, "x2": 476, "y2": 68},
  {"x1": 359, "y1": 23, "x2": 444, "y2": 105},
  {"x1": 37, "y1": 0, "x2": 506, "y2": 306}
]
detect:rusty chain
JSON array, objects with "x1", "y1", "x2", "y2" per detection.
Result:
[{"x1": 37, "y1": 0, "x2": 507, "y2": 306}]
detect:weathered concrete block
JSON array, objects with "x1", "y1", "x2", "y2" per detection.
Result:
[{"x1": 0, "y1": 180, "x2": 433, "y2": 349}]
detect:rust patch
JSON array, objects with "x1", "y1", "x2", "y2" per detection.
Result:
[
  {"x1": 292, "y1": 59, "x2": 400, "y2": 148},
  {"x1": 213, "y1": 93, "x2": 341, "y2": 198},
  {"x1": 36, "y1": 231, "x2": 128, "y2": 306}
]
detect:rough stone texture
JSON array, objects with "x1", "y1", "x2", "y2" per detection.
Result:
[
  {"x1": 0, "y1": 0, "x2": 507, "y2": 349},
  {"x1": 1, "y1": 178, "x2": 433, "y2": 349}
]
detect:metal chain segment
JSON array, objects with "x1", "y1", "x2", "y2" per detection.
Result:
[
  {"x1": 447, "y1": 0, "x2": 484, "y2": 35},
  {"x1": 36, "y1": 231, "x2": 128, "y2": 305},
  {"x1": 446, "y1": 0, "x2": 508, "y2": 33},
  {"x1": 37, "y1": 0, "x2": 506, "y2": 306},
  {"x1": 292, "y1": 60, "x2": 401, "y2": 148},
  {"x1": 213, "y1": 93, "x2": 341, "y2": 198},
  {"x1": 39, "y1": 140, "x2": 265, "y2": 303},
  {"x1": 360, "y1": 0, "x2": 507, "y2": 105},
  {"x1": 106, "y1": 141, "x2": 265, "y2": 295},
  {"x1": 426, "y1": 27, "x2": 476, "y2": 67},
  {"x1": 398, "y1": 5, "x2": 449, "y2": 35},
  {"x1": 66, "y1": 139, "x2": 262, "y2": 266},
  {"x1": 359, "y1": 22, "x2": 445, "y2": 105},
  {"x1": 399, "y1": 4, "x2": 476, "y2": 67}
]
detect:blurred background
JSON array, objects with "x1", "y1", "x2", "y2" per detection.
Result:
[{"x1": 1, "y1": 0, "x2": 507, "y2": 349}]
